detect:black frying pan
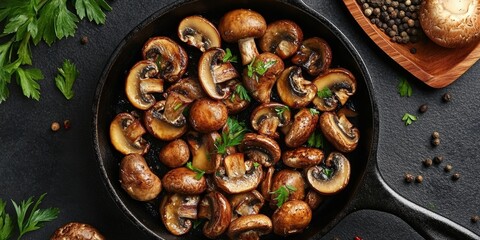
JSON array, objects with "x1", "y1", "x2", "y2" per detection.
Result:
[{"x1": 92, "y1": 0, "x2": 479, "y2": 239}]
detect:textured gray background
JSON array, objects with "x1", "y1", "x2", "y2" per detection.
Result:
[{"x1": 0, "y1": 0, "x2": 478, "y2": 239}]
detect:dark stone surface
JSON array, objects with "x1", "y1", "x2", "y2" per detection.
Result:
[{"x1": 0, "y1": 0, "x2": 479, "y2": 239}]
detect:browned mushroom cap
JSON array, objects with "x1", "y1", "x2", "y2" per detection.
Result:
[
  {"x1": 178, "y1": 15, "x2": 221, "y2": 52},
  {"x1": 158, "y1": 139, "x2": 190, "y2": 168},
  {"x1": 270, "y1": 169, "x2": 306, "y2": 208},
  {"x1": 227, "y1": 214, "x2": 272, "y2": 240},
  {"x1": 51, "y1": 222, "x2": 105, "y2": 240},
  {"x1": 312, "y1": 68, "x2": 356, "y2": 112},
  {"x1": 291, "y1": 37, "x2": 332, "y2": 76},
  {"x1": 282, "y1": 147, "x2": 324, "y2": 169},
  {"x1": 259, "y1": 20, "x2": 303, "y2": 59},
  {"x1": 229, "y1": 190, "x2": 265, "y2": 217},
  {"x1": 119, "y1": 154, "x2": 162, "y2": 201},
  {"x1": 186, "y1": 131, "x2": 221, "y2": 174},
  {"x1": 160, "y1": 193, "x2": 200, "y2": 236},
  {"x1": 198, "y1": 48, "x2": 239, "y2": 99},
  {"x1": 167, "y1": 77, "x2": 206, "y2": 100},
  {"x1": 284, "y1": 108, "x2": 319, "y2": 148},
  {"x1": 188, "y1": 98, "x2": 228, "y2": 133},
  {"x1": 276, "y1": 66, "x2": 317, "y2": 109},
  {"x1": 223, "y1": 80, "x2": 250, "y2": 114},
  {"x1": 200, "y1": 191, "x2": 232, "y2": 239},
  {"x1": 142, "y1": 36, "x2": 187, "y2": 82},
  {"x1": 162, "y1": 167, "x2": 207, "y2": 195},
  {"x1": 419, "y1": 0, "x2": 480, "y2": 48},
  {"x1": 214, "y1": 153, "x2": 263, "y2": 194},
  {"x1": 218, "y1": 9, "x2": 267, "y2": 65},
  {"x1": 319, "y1": 111, "x2": 359, "y2": 153},
  {"x1": 242, "y1": 52, "x2": 284, "y2": 103},
  {"x1": 272, "y1": 200, "x2": 312, "y2": 236},
  {"x1": 125, "y1": 60, "x2": 164, "y2": 110},
  {"x1": 144, "y1": 97, "x2": 189, "y2": 141},
  {"x1": 306, "y1": 152, "x2": 351, "y2": 195},
  {"x1": 305, "y1": 189, "x2": 324, "y2": 210},
  {"x1": 110, "y1": 112, "x2": 150, "y2": 155},
  {"x1": 251, "y1": 102, "x2": 291, "y2": 139},
  {"x1": 259, "y1": 166, "x2": 275, "y2": 201},
  {"x1": 239, "y1": 133, "x2": 281, "y2": 167}
]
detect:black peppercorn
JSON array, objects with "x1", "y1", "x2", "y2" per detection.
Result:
[
  {"x1": 404, "y1": 173, "x2": 414, "y2": 183},
  {"x1": 433, "y1": 156, "x2": 443, "y2": 164},
  {"x1": 423, "y1": 158, "x2": 433, "y2": 167},
  {"x1": 415, "y1": 175, "x2": 423, "y2": 183},
  {"x1": 444, "y1": 164, "x2": 452, "y2": 172},
  {"x1": 451, "y1": 173, "x2": 460, "y2": 181},
  {"x1": 418, "y1": 103, "x2": 427, "y2": 113},
  {"x1": 442, "y1": 92, "x2": 452, "y2": 102},
  {"x1": 80, "y1": 36, "x2": 89, "y2": 45}
]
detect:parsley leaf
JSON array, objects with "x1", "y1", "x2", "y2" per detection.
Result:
[
  {"x1": 247, "y1": 57, "x2": 276, "y2": 80},
  {"x1": 323, "y1": 168, "x2": 334, "y2": 178},
  {"x1": 222, "y1": 48, "x2": 237, "y2": 63},
  {"x1": 231, "y1": 84, "x2": 250, "y2": 102},
  {"x1": 0, "y1": 199, "x2": 13, "y2": 240},
  {"x1": 215, "y1": 117, "x2": 247, "y2": 155},
  {"x1": 271, "y1": 185, "x2": 297, "y2": 208},
  {"x1": 186, "y1": 162, "x2": 205, "y2": 180},
  {"x1": 55, "y1": 59, "x2": 78, "y2": 100},
  {"x1": 397, "y1": 78, "x2": 412, "y2": 97},
  {"x1": 317, "y1": 87, "x2": 333, "y2": 98},
  {"x1": 402, "y1": 113, "x2": 417, "y2": 126},
  {"x1": 74, "y1": 0, "x2": 112, "y2": 25},
  {"x1": 11, "y1": 193, "x2": 59, "y2": 239},
  {"x1": 253, "y1": 162, "x2": 260, "y2": 169},
  {"x1": 15, "y1": 67, "x2": 43, "y2": 100},
  {"x1": 307, "y1": 130, "x2": 324, "y2": 149},
  {"x1": 309, "y1": 108, "x2": 320, "y2": 115}
]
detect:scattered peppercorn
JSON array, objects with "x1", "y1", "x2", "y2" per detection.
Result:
[
  {"x1": 431, "y1": 131, "x2": 440, "y2": 139},
  {"x1": 451, "y1": 173, "x2": 460, "y2": 181},
  {"x1": 433, "y1": 156, "x2": 443, "y2": 164},
  {"x1": 410, "y1": 47, "x2": 417, "y2": 54},
  {"x1": 415, "y1": 175, "x2": 423, "y2": 183},
  {"x1": 431, "y1": 138, "x2": 440, "y2": 146},
  {"x1": 471, "y1": 215, "x2": 480, "y2": 223},
  {"x1": 444, "y1": 164, "x2": 452, "y2": 172},
  {"x1": 80, "y1": 36, "x2": 89, "y2": 45},
  {"x1": 423, "y1": 158, "x2": 432, "y2": 167},
  {"x1": 418, "y1": 104, "x2": 428, "y2": 113},
  {"x1": 51, "y1": 122, "x2": 60, "y2": 132},
  {"x1": 404, "y1": 173, "x2": 414, "y2": 183},
  {"x1": 63, "y1": 120, "x2": 71, "y2": 129},
  {"x1": 442, "y1": 92, "x2": 452, "y2": 102}
]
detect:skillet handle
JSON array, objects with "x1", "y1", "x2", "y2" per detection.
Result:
[{"x1": 348, "y1": 166, "x2": 479, "y2": 240}]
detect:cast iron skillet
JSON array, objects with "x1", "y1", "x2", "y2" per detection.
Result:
[{"x1": 92, "y1": 0, "x2": 479, "y2": 239}]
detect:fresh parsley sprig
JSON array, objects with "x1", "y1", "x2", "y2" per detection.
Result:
[
  {"x1": 402, "y1": 113, "x2": 417, "y2": 126},
  {"x1": 247, "y1": 57, "x2": 276, "y2": 80},
  {"x1": 271, "y1": 185, "x2": 297, "y2": 208},
  {"x1": 186, "y1": 162, "x2": 205, "y2": 180},
  {"x1": 307, "y1": 130, "x2": 324, "y2": 149},
  {"x1": 215, "y1": 117, "x2": 247, "y2": 155},
  {"x1": 317, "y1": 87, "x2": 333, "y2": 98},
  {"x1": 54, "y1": 59, "x2": 78, "y2": 100},
  {"x1": 231, "y1": 84, "x2": 251, "y2": 102},
  {"x1": 274, "y1": 105, "x2": 289, "y2": 116},
  {"x1": 222, "y1": 48, "x2": 237, "y2": 63},
  {"x1": 322, "y1": 168, "x2": 334, "y2": 179},
  {"x1": 0, "y1": 0, "x2": 111, "y2": 103},
  {"x1": 0, "y1": 193, "x2": 59, "y2": 240},
  {"x1": 397, "y1": 78, "x2": 412, "y2": 97}
]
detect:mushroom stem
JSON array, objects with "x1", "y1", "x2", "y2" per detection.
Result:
[
  {"x1": 224, "y1": 153, "x2": 247, "y2": 179},
  {"x1": 140, "y1": 78, "x2": 164, "y2": 93},
  {"x1": 239, "y1": 37, "x2": 259, "y2": 65},
  {"x1": 258, "y1": 117, "x2": 280, "y2": 138}
]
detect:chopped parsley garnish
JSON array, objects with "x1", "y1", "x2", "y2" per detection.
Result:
[
  {"x1": 186, "y1": 162, "x2": 205, "y2": 180},
  {"x1": 402, "y1": 113, "x2": 417, "y2": 126},
  {"x1": 247, "y1": 57, "x2": 276, "y2": 80},
  {"x1": 307, "y1": 130, "x2": 324, "y2": 149},
  {"x1": 309, "y1": 108, "x2": 320, "y2": 115},
  {"x1": 271, "y1": 185, "x2": 297, "y2": 208},
  {"x1": 231, "y1": 84, "x2": 251, "y2": 102},
  {"x1": 173, "y1": 102, "x2": 183, "y2": 111},
  {"x1": 274, "y1": 105, "x2": 289, "y2": 116},
  {"x1": 323, "y1": 168, "x2": 334, "y2": 179},
  {"x1": 222, "y1": 48, "x2": 237, "y2": 63},
  {"x1": 317, "y1": 87, "x2": 333, "y2": 98},
  {"x1": 215, "y1": 117, "x2": 247, "y2": 155},
  {"x1": 54, "y1": 59, "x2": 78, "y2": 100},
  {"x1": 397, "y1": 78, "x2": 412, "y2": 97}
]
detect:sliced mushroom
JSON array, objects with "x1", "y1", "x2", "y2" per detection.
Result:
[
  {"x1": 223, "y1": 80, "x2": 250, "y2": 114},
  {"x1": 319, "y1": 111, "x2": 359, "y2": 153},
  {"x1": 291, "y1": 37, "x2": 332, "y2": 76},
  {"x1": 270, "y1": 169, "x2": 306, "y2": 208},
  {"x1": 119, "y1": 154, "x2": 161, "y2": 201},
  {"x1": 276, "y1": 66, "x2": 317, "y2": 108},
  {"x1": 188, "y1": 98, "x2": 228, "y2": 133},
  {"x1": 160, "y1": 193, "x2": 200, "y2": 236},
  {"x1": 142, "y1": 36, "x2": 187, "y2": 82},
  {"x1": 229, "y1": 190, "x2": 265, "y2": 218},
  {"x1": 178, "y1": 15, "x2": 221, "y2": 52},
  {"x1": 200, "y1": 191, "x2": 232, "y2": 239},
  {"x1": 125, "y1": 60, "x2": 164, "y2": 110},
  {"x1": 162, "y1": 167, "x2": 207, "y2": 195},
  {"x1": 144, "y1": 98, "x2": 188, "y2": 141},
  {"x1": 250, "y1": 102, "x2": 291, "y2": 139},
  {"x1": 51, "y1": 222, "x2": 105, "y2": 240},
  {"x1": 272, "y1": 200, "x2": 312, "y2": 236},
  {"x1": 110, "y1": 112, "x2": 149, "y2": 155},
  {"x1": 214, "y1": 153, "x2": 263, "y2": 194},
  {"x1": 158, "y1": 139, "x2": 190, "y2": 168},
  {"x1": 306, "y1": 152, "x2": 351, "y2": 195},
  {"x1": 282, "y1": 147, "x2": 324, "y2": 169},
  {"x1": 259, "y1": 20, "x2": 303, "y2": 59},
  {"x1": 259, "y1": 166, "x2": 275, "y2": 201},
  {"x1": 167, "y1": 77, "x2": 206, "y2": 100},
  {"x1": 312, "y1": 68, "x2": 356, "y2": 111},
  {"x1": 284, "y1": 108, "x2": 319, "y2": 148},
  {"x1": 227, "y1": 214, "x2": 272, "y2": 240},
  {"x1": 242, "y1": 52, "x2": 284, "y2": 103},
  {"x1": 198, "y1": 48, "x2": 239, "y2": 99},
  {"x1": 239, "y1": 133, "x2": 281, "y2": 167},
  {"x1": 218, "y1": 9, "x2": 267, "y2": 65},
  {"x1": 186, "y1": 131, "x2": 221, "y2": 174}
]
